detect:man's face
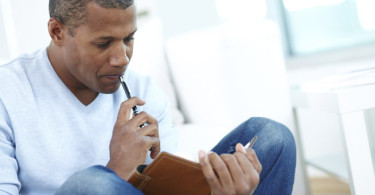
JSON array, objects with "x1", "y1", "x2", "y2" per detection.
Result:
[{"x1": 61, "y1": 3, "x2": 136, "y2": 94}]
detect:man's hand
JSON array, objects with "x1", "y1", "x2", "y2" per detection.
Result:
[
  {"x1": 199, "y1": 144, "x2": 261, "y2": 195},
  {"x1": 106, "y1": 97, "x2": 160, "y2": 181}
]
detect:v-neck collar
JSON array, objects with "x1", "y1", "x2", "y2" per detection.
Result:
[{"x1": 42, "y1": 48, "x2": 106, "y2": 112}]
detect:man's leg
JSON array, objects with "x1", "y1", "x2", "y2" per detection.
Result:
[
  {"x1": 211, "y1": 117, "x2": 296, "y2": 195},
  {"x1": 55, "y1": 165, "x2": 143, "y2": 195}
]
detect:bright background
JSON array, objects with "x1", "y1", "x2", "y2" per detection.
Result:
[{"x1": 2, "y1": 0, "x2": 375, "y2": 194}]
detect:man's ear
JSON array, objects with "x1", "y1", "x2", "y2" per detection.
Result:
[{"x1": 48, "y1": 18, "x2": 66, "y2": 46}]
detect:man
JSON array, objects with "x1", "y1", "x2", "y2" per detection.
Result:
[{"x1": 0, "y1": 0, "x2": 296, "y2": 194}]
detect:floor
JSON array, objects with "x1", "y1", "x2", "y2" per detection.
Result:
[{"x1": 309, "y1": 176, "x2": 351, "y2": 195}]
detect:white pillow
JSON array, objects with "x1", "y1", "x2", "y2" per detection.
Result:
[
  {"x1": 130, "y1": 18, "x2": 185, "y2": 125},
  {"x1": 166, "y1": 20, "x2": 294, "y2": 128}
]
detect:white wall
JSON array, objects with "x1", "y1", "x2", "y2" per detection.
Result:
[
  {"x1": 0, "y1": 0, "x2": 50, "y2": 60},
  {"x1": 154, "y1": 0, "x2": 221, "y2": 40}
]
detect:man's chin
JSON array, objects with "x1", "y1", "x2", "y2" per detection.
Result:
[{"x1": 98, "y1": 84, "x2": 121, "y2": 94}]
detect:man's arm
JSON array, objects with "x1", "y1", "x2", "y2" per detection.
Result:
[{"x1": 0, "y1": 99, "x2": 21, "y2": 194}]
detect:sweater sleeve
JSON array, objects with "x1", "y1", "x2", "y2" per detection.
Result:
[{"x1": 0, "y1": 98, "x2": 21, "y2": 194}]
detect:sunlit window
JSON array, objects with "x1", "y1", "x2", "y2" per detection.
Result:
[
  {"x1": 215, "y1": 0, "x2": 267, "y2": 22},
  {"x1": 356, "y1": 0, "x2": 375, "y2": 31},
  {"x1": 282, "y1": 0, "x2": 375, "y2": 56},
  {"x1": 283, "y1": 0, "x2": 345, "y2": 11}
]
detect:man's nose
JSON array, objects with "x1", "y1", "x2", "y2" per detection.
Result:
[{"x1": 110, "y1": 44, "x2": 129, "y2": 67}]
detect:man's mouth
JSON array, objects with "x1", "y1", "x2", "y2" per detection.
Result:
[
  {"x1": 102, "y1": 75, "x2": 123, "y2": 81},
  {"x1": 107, "y1": 75, "x2": 120, "y2": 79}
]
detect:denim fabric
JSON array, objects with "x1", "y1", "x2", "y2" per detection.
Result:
[
  {"x1": 211, "y1": 117, "x2": 297, "y2": 195},
  {"x1": 55, "y1": 165, "x2": 144, "y2": 195},
  {"x1": 56, "y1": 117, "x2": 296, "y2": 195}
]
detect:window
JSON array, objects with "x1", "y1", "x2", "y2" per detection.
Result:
[{"x1": 281, "y1": 0, "x2": 375, "y2": 56}]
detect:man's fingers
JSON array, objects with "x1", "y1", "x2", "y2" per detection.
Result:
[
  {"x1": 133, "y1": 112, "x2": 158, "y2": 131},
  {"x1": 246, "y1": 149, "x2": 262, "y2": 174},
  {"x1": 234, "y1": 152, "x2": 253, "y2": 174},
  {"x1": 236, "y1": 143, "x2": 262, "y2": 174},
  {"x1": 139, "y1": 123, "x2": 160, "y2": 159},
  {"x1": 208, "y1": 152, "x2": 233, "y2": 187},
  {"x1": 220, "y1": 154, "x2": 245, "y2": 182},
  {"x1": 127, "y1": 111, "x2": 159, "y2": 159},
  {"x1": 144, "y1": 136, "x2": 160, "y2": 159},
  {"x1": 199, "y1": 151, "x2": 260, "y2": 195},
  {"x1": 199, "y1": 151, "x2": 221, "y2": 188},
  {"x1": 138, "y1": 123, "x2": 158, "y2": 136},
  {"x1": 116, "y1": 97, "x2": 145, "y2": 127},
  {"x1": 223, "y1": 153, "x2": 257, "y2": 195}
]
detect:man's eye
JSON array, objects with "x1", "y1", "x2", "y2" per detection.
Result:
[
  {"x1": 97, "y1": 42, "x2": 110, "y2": 48},
  {"x1": 124, "y1": 37, "x2": 134, "y2": 43}
]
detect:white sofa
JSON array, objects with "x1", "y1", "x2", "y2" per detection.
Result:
[{"x1": 131, "y1": 18, "x2": 307, "y2": 194}]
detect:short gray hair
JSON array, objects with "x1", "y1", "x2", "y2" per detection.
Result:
[{"x1": 49, "y1": 0, "x2": 134, "y2": 36}]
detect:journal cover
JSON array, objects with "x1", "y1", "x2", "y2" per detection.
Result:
[{"x1": 128, "y1": 152, "x2": 211, "y2": 195}]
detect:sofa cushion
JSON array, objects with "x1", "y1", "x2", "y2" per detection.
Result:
[
  {"x1": 130, "y1": 18, "x2": 185, "y2": 125},
  {"x1": 165, "y1": 20, "x2": 293, "y2": 127}
]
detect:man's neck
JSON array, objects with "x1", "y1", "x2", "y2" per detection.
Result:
[
  {"x1": 47, "y1": 43, "x2": 99, "y2": 106},
  {"x1": 70, "y1": 88, "x2": 99, "y2": 106}
]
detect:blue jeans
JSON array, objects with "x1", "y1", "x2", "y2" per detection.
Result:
[{"x1": 56, "y1": 117, "x2": 296, "y2": 195}]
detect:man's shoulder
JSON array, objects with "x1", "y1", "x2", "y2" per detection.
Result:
[
  {"x1": 0, "y1": 49, "x2": 46, "y2": 77},
  {"x1": 0, "y1": 49, "x2": 46, "y2": 94}
]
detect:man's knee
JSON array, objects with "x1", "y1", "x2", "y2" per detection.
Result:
[{"x1": 245, "y1": 117, "x2": 296, "y2": 154}]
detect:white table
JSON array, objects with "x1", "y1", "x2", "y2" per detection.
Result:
[{"x1": 291, "y1": 76, "x2": 375, "y2": 194}]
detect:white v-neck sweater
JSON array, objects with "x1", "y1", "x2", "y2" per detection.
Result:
[{"x1": 0, "y1": 48, "x2": 177, "y2": 195}]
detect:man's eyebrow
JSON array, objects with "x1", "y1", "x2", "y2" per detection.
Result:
[
  {"x1": 95, "y1": 29, "x2": 137, "y2": 40},
  {"x1": 96, "y1": 36, "x2": 113, "y2": 40},
  {"x1": 127, "y1": 29, "x2": 137, "y2": 37}
]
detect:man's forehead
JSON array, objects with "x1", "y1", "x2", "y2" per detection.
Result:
[
  {"x1": 85, "y1": 3, "x2": 135, "y2": 24},
  {"x1": 79, "y1": 3, "x2": 137, "y2": 38}
]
